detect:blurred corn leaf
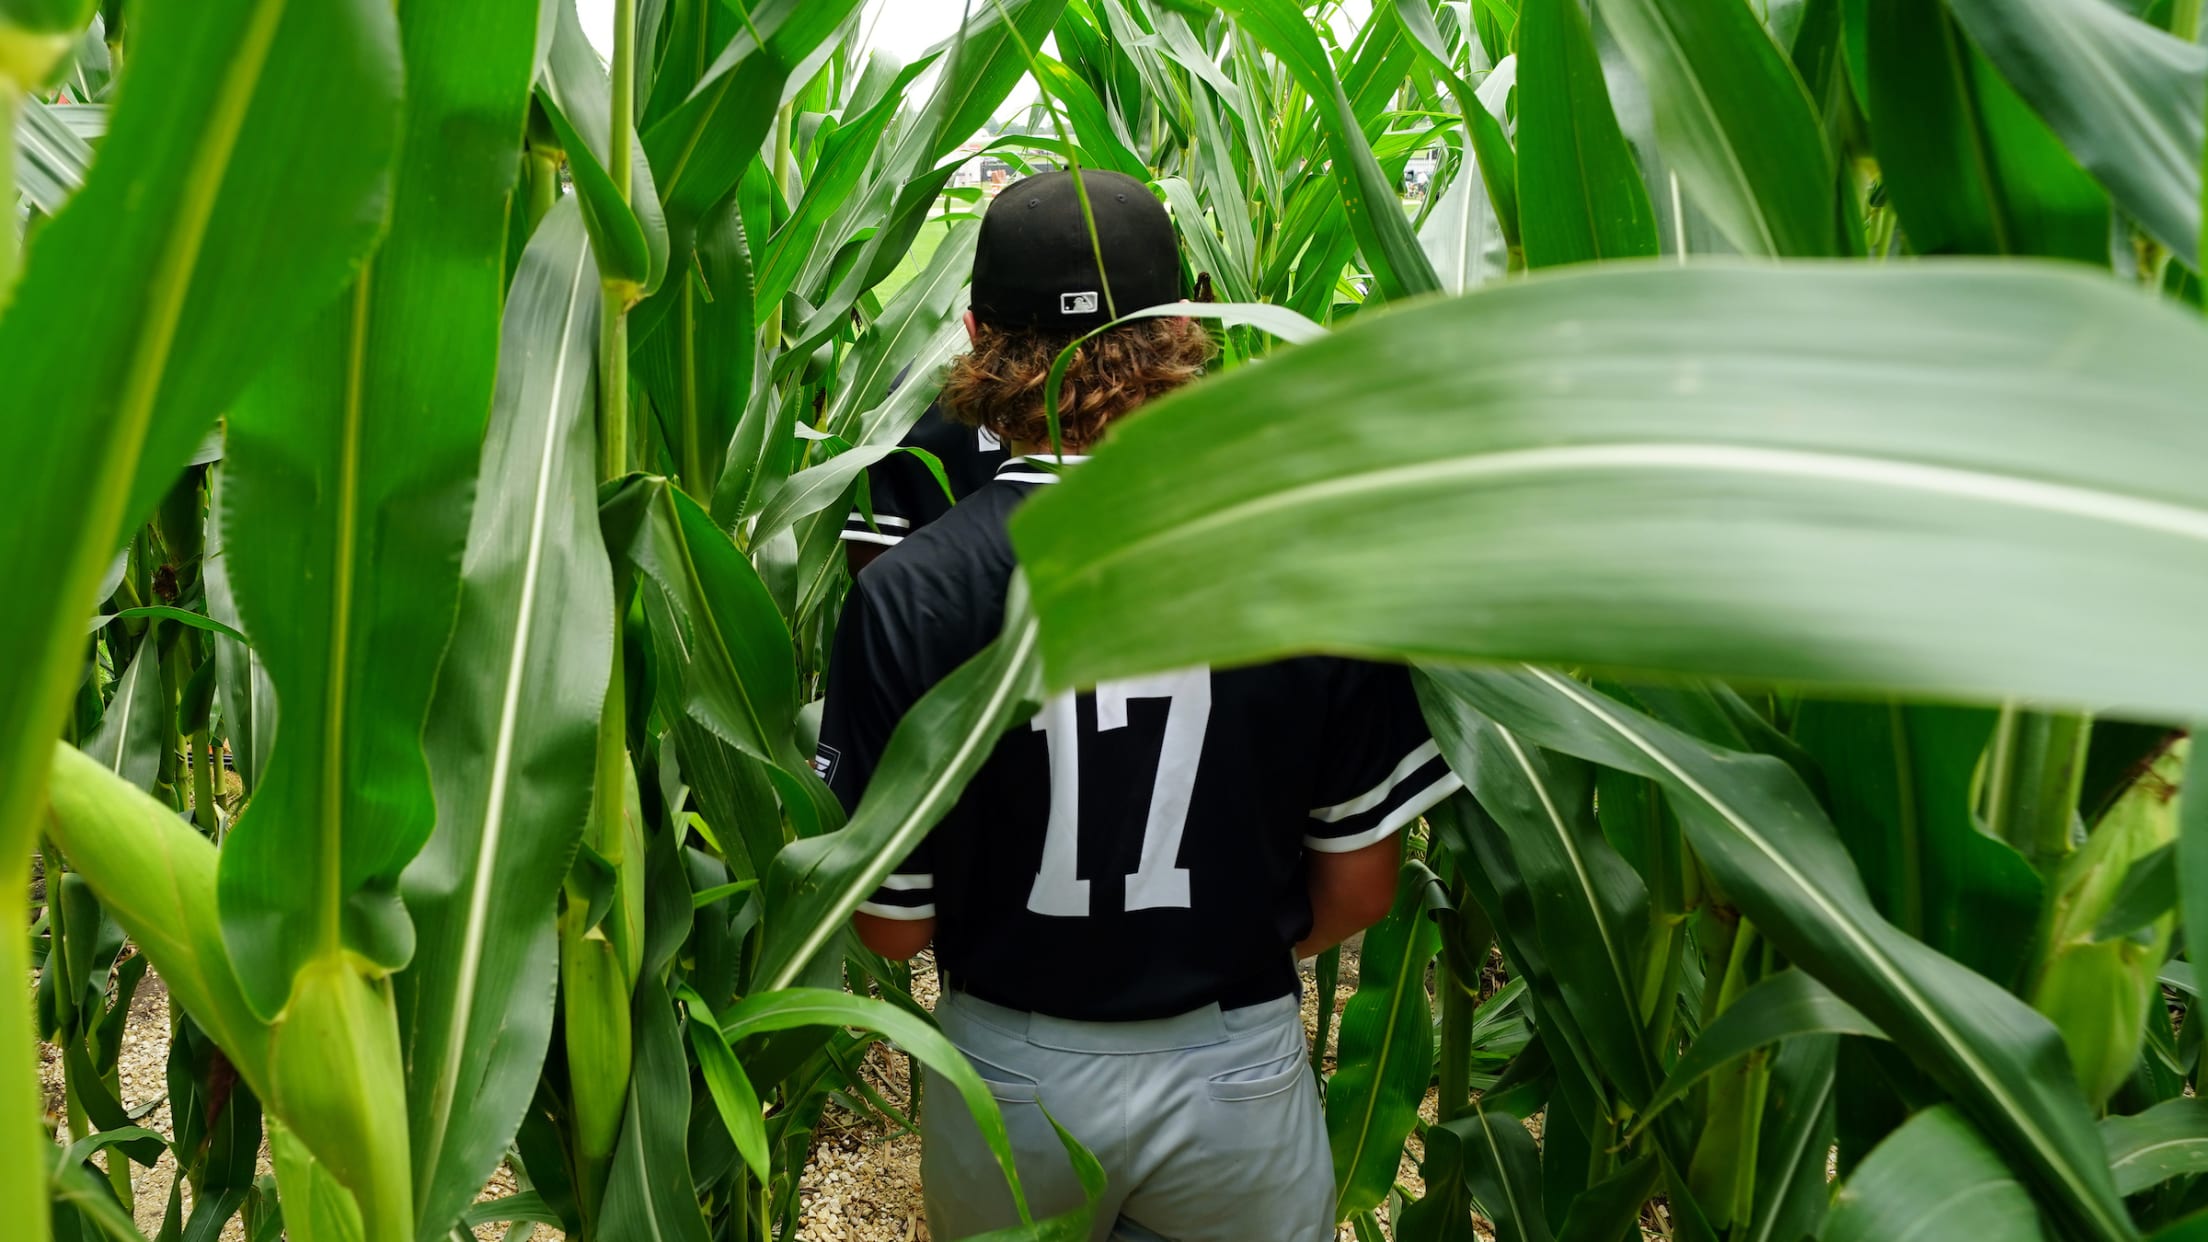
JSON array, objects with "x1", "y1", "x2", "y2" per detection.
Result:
[
  {"x1": 2103, "y1": 1099, "x2": 2208, "y2": 1196},
  {"x1": 11, "y1": 94, "x2": 89, "y2": 212},
  {"x1": 1013, "y1": 263, "x2": 2208, "y2": 719}
]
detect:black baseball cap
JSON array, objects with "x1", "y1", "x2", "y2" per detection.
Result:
[{"x1": 969, "y1": 169, "x2": 1182, "y2": 334}]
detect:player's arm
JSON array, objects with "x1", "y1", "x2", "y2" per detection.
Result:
[
  {"x1": 856, "y1": 910, "x2": 936, "y2": 959},
  {"x1": 1295, "y1": 832, "x2": 1403, "y2": 959}
]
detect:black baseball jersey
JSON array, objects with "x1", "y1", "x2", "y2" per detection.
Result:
[
  {"x1": 817, "y1": 458, "x2": 1460, "y2": 1022},
  {"x1": 840, "y1": 401, "x2": 1009, "y2": 548}
]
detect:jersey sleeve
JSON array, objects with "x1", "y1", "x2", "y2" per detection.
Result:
[
  {"x1": 840, "y1": 447, "x2": 953, "y2": 547},
  {"x1": 815, "y1": 576, "x2": 937, "y2": 919},
  {"x1": 1305, "y1": 663, "x2": 1463, "y2": 852}
]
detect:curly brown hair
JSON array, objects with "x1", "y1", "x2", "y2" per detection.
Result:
[{"x1": 939, "y1": 317, "x2": 1217, "y2": 450}]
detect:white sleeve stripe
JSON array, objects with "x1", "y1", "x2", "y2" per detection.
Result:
[
  {"x1": 838, "y1": 530, "x2": 905, "y2": 547},
  {"x1": 846, "y1": 513, "x2": 912, "y2": 528},
  {"x1": 1304, "y1": 771, "x2": 1463, "y2": 853},
  {"x1": 1311, "y1": 740, "x2": 1443, "y2": 822},
  {"x1": 857, "y1": 900, "x2": 937, "y2": 920},
  {"x1": 877, "y1": 873, "x2": 934, "y2": 891}
]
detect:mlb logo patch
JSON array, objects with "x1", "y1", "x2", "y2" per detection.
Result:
[
  {"x1": 812, "y1": 744, "x2": 840, "y2": 783},
  {"x1": 1061, "y1": 291, "x2": 1099, "y2": 315}
]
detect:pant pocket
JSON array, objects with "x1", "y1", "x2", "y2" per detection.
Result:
[
  {"x1": 1204, "y1": 1050, "x2": 1311, "y2": 1103},
  {"x1": 958, "y1": 1048, "x2": 1043, "y2": 1104}
]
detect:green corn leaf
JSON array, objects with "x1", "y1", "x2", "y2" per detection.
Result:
[
  {"x1": 1826, "y1": 1106, "x2": 2053, "y2": 1242},
  {"x1": 1328, "y1": 864, "x2": 1442, "y2": 1219},
  {"x1": 397, "y1": 199, "x2": 612, "y2": 1242},
  {"x1": 1594, "y1": 0, "x2": 1836, "y2": 256},
  {"x1": 1416, "y1": 62, "x2": 1516, "y2": 292},
  {"x1": 1207, "y1": 0, "x2": 1442, "y2": 300},
  {"x1": 1451, "y1": 1104, "x2": 1553, "y2": 1242},
  {"x1": 601, "y1": 475, "x2": 838, "y2": 833},
  {"x1": 717, "y1": 986, "x2": 1073, "y2": 1226},
  {"x1": 1641, "y1": 969, "x2": 1882, "y2": 1123},
  {"x1": 269, "y1": 1118, "x2": 368, "y2": 1242},
  {"x1": 83, "y1": 628, "x2": 164, "y2": 793},
  {"x1": 642, "y1": 0, "x2": 869, "y2": 248},
  {"x1": 456, "y1": 1193, "x2": 564, "y2": 1231},
  {"x1": 634, "y1": 189, "x2": 757, "y2": 502},
  {"x1": 595, "y1": 980, "x2": 713, "y2": 1242},
  {"x1": 541, "y1": 0, "x2": 668, "y2": 294},
  {"x1": 1011, "y1": 262, "x2": 2208, "y2": 720},
  {"x1": 1434, "y1": 667, "x2": 2131, "y2": 1241},
  {"x1": 0, "y1": 0, "x2": 92, "y2": 83},
  {"x1": 1791, "y1": 701, "x2": 2040, "y2": 984},
  {"x1": 1427, "y1": 794, "x2": 1609, "y2": 1129},
  {"x1": 1861, "y1": 0, "x2": 2105, "y2": 263},
  {"x1": 816, "y1": 224, "x2": 979, "y2": 444},
  {"x1": 1418, "y1": 680, "x2": 1657, "y2": 1107},
  {"x1": 204, "y1": 467, "x2": 271, "y2": 791},
  {"x1": 1943, "y1": 0, "x2": 2204, "y2": 270},
  {"x1": 673, "y1": 984, "x2": 770, "y2": 1183},
  {"x1": 219, "y1": 0, "x2": 538, "y2": 1018},
  {"x1": 89, "y1": 607, "x2": 248, "y2": 645},
  {"x1": 754, "y1": 580, "x2": 1044, "y2": 992},
  {"x1": 1517, "y1": 0, "x2": 1657, "y2": 267},
  {"x1": 47, "y1": 1141, "x2": 149, "y2": 1242},
  {"x1": 2102, "y1": 1098, "x2": 2208, "y2": 1196},
  {"x1": 749, "y1": 54, "x2": 934, "y2": 315},
  {"x1": 1745, "y1": 1034, "x2": 1839, "y2": 1242},
  {"x1": 1554, "y1": 1156, "x2": 1662, "y2": 1242}
]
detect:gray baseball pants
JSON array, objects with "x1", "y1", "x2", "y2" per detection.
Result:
[{"x1": 921, "y1": 990, "x2": 1335, "y2": 1242}]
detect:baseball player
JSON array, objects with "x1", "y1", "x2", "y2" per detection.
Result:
[{"x1": 816, "y1": 170, "x2": 1459, "y2": 1241}]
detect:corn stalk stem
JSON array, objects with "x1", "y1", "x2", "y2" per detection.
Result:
[
  {"x1": 1983, "y1": 706, "x2": 2092, "y2": 873},
  {"x1": 0, "y1": 859, "x2": 44, "y2": 1242},
  {"x1": 2174, "y1": 0, "x2": 2203, "y2": 39},
  {"x1": 678, "y1": 274, "x2": 704, "y2": 498},
  {"x1": 191, "y1": 730, "x2": 216, "y2": 831}
]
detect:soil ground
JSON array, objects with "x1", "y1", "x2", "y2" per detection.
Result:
[{"x1": 38, "y1": 944, "x2": 1479, "y2": 1242}]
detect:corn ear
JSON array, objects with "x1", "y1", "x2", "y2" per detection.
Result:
[
  {"x1": 265, "y1": 956, "x2": 412, "y2": 1242},
  {"x1": 2028, "y1": 750, "x2": 2180, "y2": 1107},
  {"x1": 560, "y1": 924, "x2": 633, "y2": 1207}
]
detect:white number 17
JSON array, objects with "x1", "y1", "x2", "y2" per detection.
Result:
[{"x1": 1026, "y1": 667, "x2": 1212, "y2": 917}]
